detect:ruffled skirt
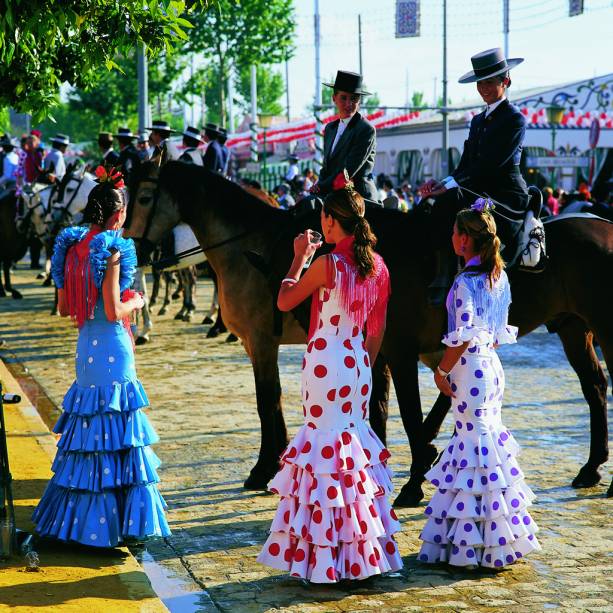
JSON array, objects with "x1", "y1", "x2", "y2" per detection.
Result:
[
  {"x1": 32, "y1": 378, "x2": 170, "y2": 547},
  {"x1": 418, "y1": 348, "x2": 540, "y2": 568}
]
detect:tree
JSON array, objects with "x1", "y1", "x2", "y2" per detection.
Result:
[
  {"x1": 236, "y1": 65, "x2": 285, "y2": 117},
  {"x1": 185, "y1": 0, "x2": 295, "y2": 123},
  {"x1": 0, "y1": 0, "x2": 210, "y2": 118},
  {"x1": 411, "y1": 91, "x2": 426, "y2": 108}
]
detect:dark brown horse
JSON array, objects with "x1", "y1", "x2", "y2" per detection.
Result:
[
  {"x1": 127, "y1": 161, "x2": 612, "y2": 505},
  {"x1": 0, "y1": 191, "x2": 27, "y2": 299}
]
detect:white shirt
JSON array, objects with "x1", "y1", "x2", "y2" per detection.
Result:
[
  {"x1": 43, "y1": 148, "x2": 66, "y2": 181},
  {"x1": 284, "y1": 163, "x2": 299, "y2": 181},
  {"x1": 0, "y1": 150, "x2": 18, "y2": 185},
  {"x1": 330, "y1": 117, "x2": 350, "y2": 154},
  {"x1": 442, "y1": 97, "x2": 507, "y2": 190}
]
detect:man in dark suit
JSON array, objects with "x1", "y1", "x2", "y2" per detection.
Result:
[
  {"x1": 98, "y1": 132, "x2": 120, "y2": 168},
  {"x1": 217, "y1": 127, "x2": 230, "y2": 175},
  {"x1": 115, "y1": 127, "x2": 141, "y2": 191},
  {"x1": 420, "y1": 48, "x2": 529, "y2": 304},
  {"x1": 311, "y1": 70, "x2": 379, "y2": 204},
  {"x1": 202, "y1": 123, "x2": 225, "y2": 173}
]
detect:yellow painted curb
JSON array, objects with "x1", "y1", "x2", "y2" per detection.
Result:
[{"x1": 0, "y1": 360, "x2": 168, "y2": 613}]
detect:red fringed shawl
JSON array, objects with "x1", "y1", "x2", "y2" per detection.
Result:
[{"x1": 308, "y1": 236, "x2": 391, "y2": 341}]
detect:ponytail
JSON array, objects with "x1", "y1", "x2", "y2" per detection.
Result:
[
  {"x1": 456, "y1": 207, "x2": 504, "y2": 286},
  {"x1": 353, "y1": 216, "x2": 377, "y2": 278},
  {"x1": 323, "y1": 188, "x2": 378, "y2": 278}
]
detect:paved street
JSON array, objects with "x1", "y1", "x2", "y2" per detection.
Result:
[{"x1": 1, "y1": 268, "x2": 612, "y2": 612}]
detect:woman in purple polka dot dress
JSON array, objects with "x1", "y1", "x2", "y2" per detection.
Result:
[{"x1": 418, "y1": 201, "x2": 541, "y2": 569}]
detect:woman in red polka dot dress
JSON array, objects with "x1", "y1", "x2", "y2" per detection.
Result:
[
  {"x1": 256, "y1": 176, "x2": 403, "y2": 583},
  {"x1": 418, "y1": 201, "x2": 541, "y2": 569}
]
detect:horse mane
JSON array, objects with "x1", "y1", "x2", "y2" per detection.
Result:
[{"x1": 159, "y1": 161, "x2": 289, "y2": 227}]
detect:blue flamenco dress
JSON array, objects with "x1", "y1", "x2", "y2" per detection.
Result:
[{"x1": 32, "y1": 226, "x2": 170, "y2": 547}]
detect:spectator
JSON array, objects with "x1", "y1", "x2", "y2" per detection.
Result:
[
  {"x1": 276, "y1": 183, "x2": 296, "y2": 209},
  {"x1": 0, "y1": 135, "x2": 18, "y2": 198},
  {"x1": 303, "y1": 167, "x2": 315, "y2": 192},
  {"x1": 395, "y1": 187, "x2": 409, "y2": 212},
  {"x1": 136, "y1": 133, "x2": 150, "y2": 161},
  {"x1": 284, "y1": 154, "x2": 300, "y2": 182},
  {"x1": 381, "y1": 178, "x2": 400, "y2": 210},
  {"x1": 41, "y1": 134, "x2": 69, "y2": 183},
  {"x1": 24, "y1": 130, "x2": 44, "y2": 183},
  {"x1": 542, "y1": 186, "x2": 559, "y2": 215}
]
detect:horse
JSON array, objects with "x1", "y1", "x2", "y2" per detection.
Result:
[
  {"x1": 126, "y1": 160, "x2": 613, "y2": 505},
  {"x1": 0, "y1": 190, "x2": 28, "y2": 298}
]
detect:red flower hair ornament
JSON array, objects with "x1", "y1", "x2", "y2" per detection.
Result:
[
  {"x1": 95, "y1": 165, "x2": 125, "y2": 189},
  {"x1": 332, "y1": 169, "x2": 355, "y2": 193}
]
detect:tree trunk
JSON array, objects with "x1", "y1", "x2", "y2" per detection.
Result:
[{"x1": 217, "y1": 46, "x2": 226, "y2": 126}]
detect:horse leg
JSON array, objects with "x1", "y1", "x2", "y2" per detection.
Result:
[
  {"x1": 135, "y1": 269, "x2": 152, "y2": 345},
  {"x1": 158, "y1": 274, "x2": 171, "y2": 316},
  {"x1": 203, "y1": 269, "x2": 219, "y2": 325},
  {"x1": 244, "y1": 339, "x2": 288, "y2": 489},
  {"x1": 4, "y1": 261, "x2": 22, "y2": 299},
  {"x1": 423, "y1": 392, "x2": 453, "y2": 442},
  {"x1": 182, "y1": 267, "x2": 196, "y2": 322},
  {"x1": 556, "y1": 316, "x2": 609, "y2": 487},
  {"x1": 149, "y1": 269, "x2": 160, "y2": 307},
  {"x1": 386, "y1": 350, "x2": 433, "y2": 507},
  {"x1": 0, "y1": 260, "x2": 6, "y2": 297},
  {"x1": 369, "y1": 354, "x2": 390, "y2": 446}
]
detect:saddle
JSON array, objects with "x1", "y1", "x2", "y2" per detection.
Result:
[{"x1": 493, "y1": 186, "x2": 548, "y2": 273}]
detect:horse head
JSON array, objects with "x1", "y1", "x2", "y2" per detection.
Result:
[{"x1": 125, "y1": 159, "x2": 181, "y2": 267}]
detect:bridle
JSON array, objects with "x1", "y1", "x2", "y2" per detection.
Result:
[
  {"x1": 50, "y1": 174, "x2": 86, "y2": 227},
  {"x1": 135, "y1": 173, "x2": 253, "y2": 256}
]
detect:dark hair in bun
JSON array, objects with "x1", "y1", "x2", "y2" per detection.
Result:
[{"x1": 82, "y1": 182, "x2": 125, "y2": 227}]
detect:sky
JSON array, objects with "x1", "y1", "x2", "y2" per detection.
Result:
[{"x1": 282, "y1": 0, "x2": 613, "y2": 117}]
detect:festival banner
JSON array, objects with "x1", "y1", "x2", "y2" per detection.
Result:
[
  {"x1": 568, "y1": 0, "x2": 584, "y2": 17},
  {"x1": 395, "y1": 0, "x2": 420, "y2": 38}
]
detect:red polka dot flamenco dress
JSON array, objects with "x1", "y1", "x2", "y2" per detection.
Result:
[{"x1": 257, "y1": 238, "x2": 403, "y2": 583}]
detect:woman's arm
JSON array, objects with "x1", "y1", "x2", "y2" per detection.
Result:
[
  {"x1": 277, "y1": 231, "x2": 327, "y2": 312},
  {"x1": 102, "y1": 251, "x2": 143, "y2": 321},
  {"x1": 434, "y1": 343, "x2": 469, "y2": 397},
  {"x1": 57, "y1": 289, "x2": 69, "y2": 317},
  {"x1": 365, "y1": 325, "x2": 385, "y2": 366}
]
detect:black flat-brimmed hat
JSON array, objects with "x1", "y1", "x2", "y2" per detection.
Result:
[
  {"x1": 182, "y1": 125, "x2": 204, "y2": 143},
  {"x1": 458, "y1": 48, "x2": 524, "y2": 84},
  {"x1": 50, "y1": 133, "x2": 70, "y2": 146},
  {"x1": 323, "y1": 70, "x2": 370, "y2": 96},
  {"x1": 146, "y1": 119, "x2": 177, "y2": 133},
  {"x1": 203, "y1": 122, "x2": 221, "y2": 136},
  {"x1": 114, "y1": 127, "x2": 136, "y2": 139}
]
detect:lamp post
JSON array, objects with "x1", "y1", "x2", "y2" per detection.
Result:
[
  {"x1": 258, "y1": 113, "x2": 274, "y2": 185},
  {"x1": 546, "y1": 105, "x2": 565, "y2": 188}
]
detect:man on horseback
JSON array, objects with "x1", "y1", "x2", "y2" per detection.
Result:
[
  {"x1": 202, "y1": 123, "x2": 225, "y2": 173},
  {"x1": 311, "y1": 70, "x2": 380, "y2": 205},
  {"x1": 147, "y1": 119, "x2": 176, "y2": 159},
  {"x1": 41, "y1": 134, "x2": 69, "y2": 184},
  {"x1": 420, "y1": 48, "x2": 529, "y2": 305},
  {"x1": 116, "y1": 127, "x2": 141, "y2": 190},
  {"x1": 178, "y1": 126, "x2": 204, "y2": 165},
  {"x1": 98, "y1": 131, "x2": 120, "y2": 168}
]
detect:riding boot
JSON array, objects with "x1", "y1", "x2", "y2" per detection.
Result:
[{"x1": 427, "y1": 247, "x2": 455, "y2": 307}]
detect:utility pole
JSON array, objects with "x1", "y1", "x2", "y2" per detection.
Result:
[
  {"x1": 314, "y1": 0, "x2": 323, "y2": 171},
  {"x1": 358, "y1": 14, "x2": 363, "y2": 75},
  {"x1": 190, "y1": 54, "x2": 195, "y2": 126},
  {"x1": 250, "y1": 65, "x2": 258, "y2": 162},
  {"x1": 227, "y1": 70, "x2": 235, "y2": 132},
  {"x1": 137, "y1": 43, "x2": 149, "y2": 134},
  {"x1": 441, "y1": 0, "x2": 449, "y2": 177},
  {"x1": 285, "y1": 57, "x2": 291, "y2": 122},
  {"x1": 503, "y1": 0, "x2": 510, "y2": 58}
]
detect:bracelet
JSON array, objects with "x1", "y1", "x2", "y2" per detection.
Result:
[
  {"x1": 436, "y1": 366, "x2": 450, "y2": 378},
  {"x1": 281, "y1": 277, "x2": 298, "y2": 285}
]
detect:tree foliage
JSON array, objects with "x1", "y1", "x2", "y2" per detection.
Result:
[
  {"x1": 185, "y1": 0, "x2": 295, "y2": 123},
  {"x1": 0, "y1": 0, "x2": 208, "y2": 119}
]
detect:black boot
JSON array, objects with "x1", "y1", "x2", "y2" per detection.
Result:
[{"x1": 428, "y1": 248, "x2": 454, "y2": 306}]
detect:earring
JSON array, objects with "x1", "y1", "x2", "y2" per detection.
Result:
[{"x1": 461, "y1": 245, "x2": 466, "y2": 253}]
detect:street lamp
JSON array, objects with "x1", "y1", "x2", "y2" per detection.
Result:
[
  {"x1": 258, "y1": 113, "x2": 274, "y2": 183},
  {"x1": 546, "y1": 104, "x2": 565, "y2": 188}
]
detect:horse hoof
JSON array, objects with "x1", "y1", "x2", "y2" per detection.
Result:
[
  {"x1": 42, "y1": 277, "x2": 52, "y2": 287},
  {"x1": 607, "y1": 480, "x2": 613, "y2": 498},
  {"x1": 206, "y1": 327, "x2": 221, "y2": 339},
  {"x1": 11, "y1": 290, "x2": 23, "y2": 299},
  {"x1": 225, "y1": 333, "x2": 238, "y2": 343},
  {"x1": 243, "y1": 473, "x2": 271, "y2": 490},
  {"x1": 171, "y1": 291, "x2": 181, "y2": 301},
  {"x1": 50, "y1": 309, "x2": 59, "y2": 316},
  {"x1": 202, "y1": 316, "x2": 214, "y2": 325},
  {"x1": 571, "y1": 465, "x2": 602, "y2": 488},
  {"x1": 158, "y1": 308, "x2": 167, "y2": 316},
  {"x1": 149, "y1": 298, "x2": 157, "y2": 307},
  {"x1": 393, "y1": 481, "x2": 424, "y2": 508},
  {"x1": 135, "y1": 336, "x2": 150, "y2": 346},
  {"x1": 174, "y1": 312, "x2": 183, "y2": 321},
  {"x1": 36, "y1": 272, "x2": 46, "y2": 280},
  {"x1": 183, "y1": 313, "x2": 193, "y2": 322}
]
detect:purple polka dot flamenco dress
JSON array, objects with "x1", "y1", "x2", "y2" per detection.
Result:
[
  {"x1": 32, "y1": 227, "x2": 170, "y2": 547},
  {"x1": 418, "y1": 260, "x2": 541, "y2": 568}
]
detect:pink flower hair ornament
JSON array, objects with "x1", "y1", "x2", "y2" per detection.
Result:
[{"x1": 94, "y1": 165, "x2": 125, "y2": 189}]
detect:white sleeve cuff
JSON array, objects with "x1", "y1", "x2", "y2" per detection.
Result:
[{"x1": 442, "y1": 176, "x2": 459, "y2": 190}]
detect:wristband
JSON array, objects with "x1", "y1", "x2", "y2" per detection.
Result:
[
  {"x1": 281, "y1": 277, "x2": 297, "y2": 285},
  {"x1": 436, "y1": 366, "x2": 450, "y2": 378}
]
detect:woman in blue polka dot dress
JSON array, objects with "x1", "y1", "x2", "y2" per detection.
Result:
[
  {"x1": 418, "y1": 200, "x2": 540, "y2": 569},
  {"x1": 32, "y1": 168, "x2": 170, "y2": 547}
]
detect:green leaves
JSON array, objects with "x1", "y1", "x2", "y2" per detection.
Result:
[{"x1": 0, "y1": 0, "x2": 213, "y2": 115}]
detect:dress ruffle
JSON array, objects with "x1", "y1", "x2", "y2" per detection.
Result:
[
  {"x1": 89, "y1": 231, "x2": 137, "y2": 292},
  {"x1": 51, "y1": 226, "x2": 90, "y2": 288},
  {"x1": 33, "y1": 375, "x2": 170, "y2": 546},
  {"x1": 418, "y1": 424, "x2": 540, "y2": 568},
  {"x1": 442, "y1": 326, "x2": 492, "y2": 348},
  {"x1": 494, "y1": 325, "x2": 519, "y2": 346},
  {"x1": 257, "y1": 422, "x2": 402, "y2": 582}
]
